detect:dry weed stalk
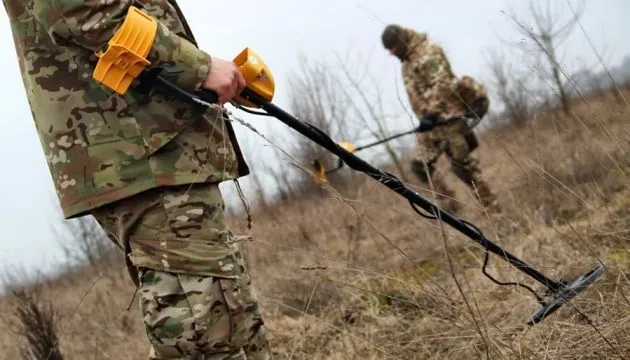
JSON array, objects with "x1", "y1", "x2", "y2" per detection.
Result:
[{"x1": 10, "y1": 288, "x2": 64, "y2": 360}]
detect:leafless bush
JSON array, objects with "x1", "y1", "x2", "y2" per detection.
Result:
[
  {"x1": 252, "y1": 46, "x2": 418, "y2": 204},
  {"x1": 573, "y1": 67, "x2": 608, "y2": 96},
  {"x1": 53, "y1": 215, "x2": 115, "y2": 268},
  {"x1": 485, "y1": 49, "x2": 535, "y2": 126},
  {"x1": 503, "y1": 0, "x2": 586, "y2": 115},
  {"x1": 283, "y1": 54, "x2": 357, "y2": 193},
  {"x1": 570, "y1": 52, "x2": 630, "y2": 106},
  {"x1": 332, "y1": 48, "x2": 411, "y2": 180},
  {"x1": 10, "y1": 288, "x2": 63, "y2": 360},
  {"x1": 272, "y1": 50, "x2": 410, "y2": 200}
]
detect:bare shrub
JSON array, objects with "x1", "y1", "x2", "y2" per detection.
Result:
[
  {"x1": 282, "y1": 54, "x2": 358, "y2": 194},
  {"x1": 274, "y1": 49, "x2": 415, "y2": 202},
  {"x1": 10, "y1": 288, "x2": 63, "y2": 360},
  {"x1": 503, "y1": 0, "x2": 586, "y2": 115},
  {"x1": 485, "y1": 48, "x2": 535, "y2": 126},
  {"x1": 53, "y1": 215, "x2": 115, "y2": 269},
  {"x1": 331, "y1": 49, "x2": 411, "y2": 180}
]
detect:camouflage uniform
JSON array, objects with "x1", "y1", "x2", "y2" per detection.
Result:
[
  {"x1": 3, "y1": 0, "x2": 270, "y2": 358},
  {"x1": 384, "y1": 25, "x2": 497, "y2": 211}
]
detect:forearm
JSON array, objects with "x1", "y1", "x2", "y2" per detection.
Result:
[{"x1": 405, "y1": 80, "x2": 427, "y2": 120}]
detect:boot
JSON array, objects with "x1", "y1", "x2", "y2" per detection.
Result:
[{"x1": 471, "y1": 179, "x2": 500, "y2": 213}]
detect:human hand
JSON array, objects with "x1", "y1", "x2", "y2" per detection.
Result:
[
  {"x1": 202, "y1": 57, "x2": 246, "y2": 104},
  {"x1": 416, "y1": 115, "x2": 437, "y2": 132}
]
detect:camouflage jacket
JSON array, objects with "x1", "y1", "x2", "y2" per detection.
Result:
[
  {"x1": 2, "y1": 0, "x2": 249, "y2": 219},
  {"x1": 400, "y1": 27, "x2": 479, "y2": 125}
]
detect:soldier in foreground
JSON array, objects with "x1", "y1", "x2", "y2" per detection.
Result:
[
  {"x1": 2, "y1": 0, "x2": 271, "y2": 359},
  {"x1": 381, "y1": 24, "x2": 499, "y2": 213}
]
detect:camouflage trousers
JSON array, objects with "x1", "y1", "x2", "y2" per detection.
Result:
[
  {"x1": 410, "y1": 119, "x2": 497, "y2": 212},
  {"x1": 92, "y1": 183, "x2": 271, "y2": 359}
]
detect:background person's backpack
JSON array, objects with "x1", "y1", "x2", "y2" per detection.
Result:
[{"x1": 455, "y1": 75, "x2": 489, "y2": 123}]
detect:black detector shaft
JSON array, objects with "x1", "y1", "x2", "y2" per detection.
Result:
[
  {"x1": 351, "y1": 128, "x2": 418, "y2": 152},
  {"x1": 325, "y1": 128, "x2": 419, "y2": 174}
]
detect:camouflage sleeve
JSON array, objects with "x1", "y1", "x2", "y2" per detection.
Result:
[
  {"x1": 424, "y1": 45, "x2": 458, "y2": 118},
  {"x1": 403, "y1": 69, "x2": 426, "y2": 120},
  {"x1": 30, "y1": 0, "x2": 210, "y2": 92},
  {"x1": 403, "y1": 53, "x2": 430, "y2": 120}
]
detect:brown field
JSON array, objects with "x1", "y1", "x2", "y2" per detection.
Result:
[{"x1": 1, "y1": 88, "x2": 629, "y2": 359}]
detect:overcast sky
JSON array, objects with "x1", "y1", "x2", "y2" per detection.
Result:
[{"x1": 1, "y1": 0, "x2": 629, "y2": 283}]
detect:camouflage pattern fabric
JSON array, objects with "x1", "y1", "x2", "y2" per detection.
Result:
[
  {"x1": 138, "y1": 268, "x2": 270, "y2": 359},
  {"x1": 92, "y1": 182, "x2": 244, "y2": 283},
  {"x1": 2, "y1": 0, "x2": 249, "y2": 219},
  {"x1": 410, "y1": 119, "x2": 497, "y2": 211},
  {"x1": 92, "y1": 182, "x2": 271, "y2": 359},
  {"x1": 395, "y1": 26, "x2": 489, "y2": 124},
  {"x1": 398, "y1": 28, "x2": 462, "y2": 123},
  {"x1": 455, "y1": 75, "x2": 490, "y2": 122}
]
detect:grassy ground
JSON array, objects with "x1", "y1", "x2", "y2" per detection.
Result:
[{"x1": 1, "y1": 89, "x2": 629, "y2": 359}]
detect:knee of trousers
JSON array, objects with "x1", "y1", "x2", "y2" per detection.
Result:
[
  {"x1": 450, "y1": 160, "x2": 476, "y2": 184},
  {"x1": 410, "y1": 159, "x2": 435, "y2": 183}
]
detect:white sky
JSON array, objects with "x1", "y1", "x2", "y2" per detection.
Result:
[{"x1": 1, "y1": 0, "x2": 629, "y2": 283}]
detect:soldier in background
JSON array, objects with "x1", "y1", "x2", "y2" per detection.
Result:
[
  {"x1": 2, "y1": 0, "x2": 271, "y2": 358},
  {"x1": 381, "y1": 24, "x2": 499, "y2": 213}
]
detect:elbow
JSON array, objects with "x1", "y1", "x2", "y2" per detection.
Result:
[
  {"x1": 48, "y1": 23, "x2": 114, "y2": 51},
  {"x1": 36, "y1": 4, "x2": 128, "y2": 52}
]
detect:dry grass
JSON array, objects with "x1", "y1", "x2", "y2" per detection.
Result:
[
  {"x1": 9, "y1": 288, "x2": 64, "y2": 360},
  {"x1": 1, "y1": 89, "x2": 629, "y2": 359}
]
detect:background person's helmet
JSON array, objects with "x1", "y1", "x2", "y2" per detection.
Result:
[{"x1": 381, "y1": 24, "x2": 408, "y2": 60}]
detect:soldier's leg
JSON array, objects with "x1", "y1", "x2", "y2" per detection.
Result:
[
  {"x1": 138, "y1": 269, "x2": 244, "y2": 360},
  {"x1": 91, "y1": 183, "x2": 271, "y2": 360},
  {"x1": 409, "y1": 133, "x2": 457, "y2": 200},
  {"x1": 451, "y1": 156, "x2": 498, "y2": 209},
  {"x1": 445, "y1": 125, "x2": 499, "y2": 211},
  {"x1": 138, "y1": 268, "x2": 270, "y2": 360},
  {"x1": 228, "y1": 241, "x2": 270, "y2": 359},
  {"x1": 409, "y1": 132, "x2": 438, "y2": 183}
]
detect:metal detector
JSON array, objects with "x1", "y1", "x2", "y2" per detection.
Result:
[{"x1": 121, "y1": 47, "x2": 605, "y2": 325}]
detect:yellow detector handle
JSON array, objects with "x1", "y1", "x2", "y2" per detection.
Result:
[
  {"x1": 232, "y1": 48, "x2": 275, "y2": 108},
  {"x1": 93, "y1": 6, "x2": 157, "y2": 94}
]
